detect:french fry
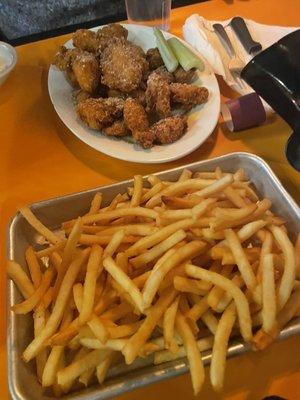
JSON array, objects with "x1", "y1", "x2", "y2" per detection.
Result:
[
  {"x1": 107, "y1": 321, "x2": 143, "y2": 339},
  {"x1": 12, "y1": 268, "x2": 54, "y2": 314},
  {"x1": 80, "y1": 245, "x2": 103, "y2": 324},
  {"x1": 53, "y1": 217, "x2": 82, "y2": 296},
  {"x1": 41, "y1": 305, "x2": 73, "y2": 387},
  {"x1": 174, "y1": 276, "x2": 210, "y2": 295},
  {"x1": 79, "y1": 367, "x2": 95, "y2": 387},
  {"x1": 35, "y1": 241, "x2": 66, "y2": 258},
  {"x1": 212, "y1": 204, "x2": 257, "y2": 221},
  {"x1": 79, "y1": 234, "x2": 139, "y2": 246},
  {"x1": 176, "y1": 311, "x2": 205, "y2": 395},
  {"x1": 253, "y1": 290, "x2": 300, "y2": 350},
  {"x1": 186, "y1": 294, "x2": 209, "y2": 321},
  {"x1": 131, "y1": 229, "x2": 186, "y2": 269},
  {"x1": 207, "y1": 265, "x2": 234, "y2": 310},
  {"x1": 96, "y1": 350, "x2": 115, "y2": 384},
  {"x1": 163, "y1": 296, "x2": 180, "y2": 353},
  {"x1": 103, "y1": 256, "x2": 144, "y2": 313},
  {"x1": 99, "y1": 224, "x2": 157, "y2": 237},
  {"x1": 126, "y1": 218, "x2": 194, "y2": 257},
  {"x1": 146, "y1": 179, "x2": 216, "y2": 208},
  {"x1": 270, "y1": 225, "x2": 296, "y2": 309},
  {"x1": 225, "y1": 229, "x2": 260, "y2": 304},
  {"x1": 87, "y1": 192, "x2": 102, "y2": 215},
  {"x1": 23, "y1": 249, "x2": 90, "y2": 362},
  {"x1": 103, "y1": 230, "x2": 125, "y2": 258},
  {"x1": 73, "y1": 283, "x2": 83, "y2": 312},
  {"x1": 19, "y1": 206, "x2": 61, "y2": 244},
  {"x1": 154, "y1": 336, "x2": 214, "y2": 364},
  {"x1": 7, "y1": 260, "x2": 35, "y2": 299},
  {"x1": 162, "y1": 195, "x2": 202, "y2": 210},
  {"x1": 25, "y1": 246, "x2": 42, "y2": 288},
  {"x1": 87, "y1": 315, "x2": 109, "y2": 344},
  {"x1": 80, "y1": 338, "x2": 127, "y2": 351},
  {"x1": 178, "y1": 169, "x2": 192, "y2": 182},
  {"x1": 262, "y1": 254, "x2": 276, "y2": 334},
  {"x1": 201, "y1": 310, "x2": 219, "y2": 334},
  {"x1": 81, "y1": 207, "x2": 158, "y2": 225},
  {"x1": 130, "y1": 175, "x2": 143, "y2": 207},
  {"x1": 33, "y1": 307, "x2": 47, "y2": 382},
  {"x1": 122, "y1": 288, "x2": 177, "y2": 364},
  {"x1": 143, "y1": 241, "x2": 206, "y2": 308},
  {"x1": 193, "y1": 175, "x2": 233, "y2": 198},
  {"x1": 210, "y1": 302, "x2": 236, "y2": 392},
  {"x1": 185, "y1": 265, "x2": 252, "y2": 342},
  {"x1": 57, "y1": 349, "x2": 110, "y2": 386}
]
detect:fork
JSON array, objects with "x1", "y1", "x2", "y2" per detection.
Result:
[{"x1": 212, "y1": 23, "x2": 248, "y2": 92}]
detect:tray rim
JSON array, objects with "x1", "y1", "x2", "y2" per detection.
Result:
[{"x1": 6, "y1": 151, "x2": 300, "y2": 400}]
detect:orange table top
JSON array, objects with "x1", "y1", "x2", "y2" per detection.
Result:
[{"x1": 1, "y1": 0, "x2": 300, "y2": 399}]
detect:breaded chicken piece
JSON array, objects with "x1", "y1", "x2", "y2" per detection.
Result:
[
  {"x1": 123, "y1": 98, "x2": 149, "y2": 132},
  {"x1": 54, "y1": 46, "x2": 83, "y2": 87},
  {"x1": 73, "y1": 29, "x2": 100, "y2": 53},
  {"x1": 173, "y1": 67, "x2": 197, "y2": 83},
  {"x1": 170, "y1": 83, "x2": 209, "y2": 109},
  {"x1": 76, "y1": 97, "x2": 124, "y2": 130},
  {"x1": 54, "y1": 46, "x2": 82, "y2": 70},
  {"x1": 103, "y1": 120, "x2": 129, "y2": 137},
  {"x1": 123, "y1": 98, "x2": 154, "y2": 147},
  {"x1": 132, "y1": 130, "x2": 155, "y2": 148},
  {"x1": 146, "y1": 48, "x2": 164, "y2": 70},
  {"x1": 151, "y1": 115, "x2": 187, "y2": 144},
  {"x1": 107, "y1": 89, "x2": 127, "y2": 99},
  {"x1": 100, "y1": 38, "x2": 149, "y2": 93},
  {"x1": 72, "y1": 52, "x2": 101, "y2": 93},
  {"x1": 74, "y1": 89, "x2": 92, "y2": 104},
  {"x1": 73, "y1": 24, "x2": 128, "y2": 53},
  {"x1": 145, "y1": 72, "x2": 171, "y2": 118},
  {"x1": 152, "y1": 66, "x2": 174, "y2": 84},
  {"x1": 96, "y1": 23, "x2": 128, "y2": 45}
]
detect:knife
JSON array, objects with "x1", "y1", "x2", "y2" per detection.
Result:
[{"x1": 230, "y1": 16, "x2": 262, "y2": 55}]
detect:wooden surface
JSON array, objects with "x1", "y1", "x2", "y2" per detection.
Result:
[{"x1": 1, "y1": 0, "x2": 300, "y2": 398}]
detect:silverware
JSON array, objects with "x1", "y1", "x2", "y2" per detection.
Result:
[
  {"x1": 7, "y1": 152, "x2": 300, "y2": 400},
  {"x1": 230, "y1": 16, "x2": 262, "y2": 55},
  {"x1": 212, "y1": 23, "x2": 248, "y2": 91}
]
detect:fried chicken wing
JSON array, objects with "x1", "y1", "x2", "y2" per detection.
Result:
[
  {"x1": 72, "y1": 52, "x2": 101, "y2": 93},
  {"x1": 170, "y1": 83, "x2": 209, "y2": 108},
  {"x1": 123, "y1": 98, "x2": 149, "y2": 132},
  {"x1": 73, "y1": 24, "x2": 128, "y2": 53},
  {"x1": 151, "y1": 115, "x2": 187, "y2": 144},
  {"x1": 100, "y1": 38, "x2": 148, "y2": 93},
  {"x1": 145, "y1": 72, "x2": 171, "y2": 118},
  {"x1": 132, "y1": 130, "x2": 155, "y2": 148},
  {"x1": 73, "y1": 29, "x2": 100, "y2": 53},
  {"x1": 173, "y1": 67, "x2": 197, "y2": 83},
  {"x1": 146, "y1": 48, "x2": 164, "y2": 70},
  {"x1": 103, "y1": 120, "x2": 129, "y2": 137},
  {"x1": 97, "y1": 24, "x2": 128, "y2": 41},
  {"x1": 152, "y1": 66, "x2": 174, "y2": 84},
  {"x1": 123, "y1": 98, "x2": 154, "y2": 147},
  {"x1": 76, "y1": 97, "x2": 124, "y2": 130},
  {"x1": 54, "y1": 46, "x2": 82, "y2": 70}
]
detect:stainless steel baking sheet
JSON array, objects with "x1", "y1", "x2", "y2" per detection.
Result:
[{"x1": 7, "y1": 152, "x2": 300, "y2": 400}]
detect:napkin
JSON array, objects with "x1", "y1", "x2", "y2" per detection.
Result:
[{"x1": 183, "y1": 15, "x2": 297, "y2": 96}]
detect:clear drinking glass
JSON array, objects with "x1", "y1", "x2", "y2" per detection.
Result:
[{"x1": 125, "y1": 0, "x2": 172, "y2": 31}]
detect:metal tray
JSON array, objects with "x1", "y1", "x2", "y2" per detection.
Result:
[{"x1": 7, "y1": 152, "x2": 300, "y2": 400}]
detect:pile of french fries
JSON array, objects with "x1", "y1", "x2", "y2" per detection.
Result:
[{"x1": 7, "y1": 167, "x2": 300, "y2": 396}]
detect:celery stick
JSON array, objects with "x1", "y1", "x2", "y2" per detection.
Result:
[
  {"x1": 153, "y1": 28, "x2": 178, "y2": 73},
  {"x1": 168, "y1": 37, "x2": 205, "y2": 72}
]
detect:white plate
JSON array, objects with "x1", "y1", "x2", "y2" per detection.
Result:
[{"x1": 48, "y1": 24, "x2": 220, "y2": 164}]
